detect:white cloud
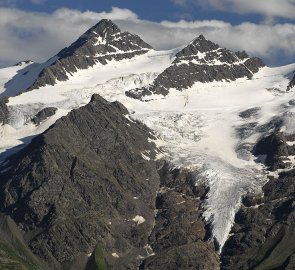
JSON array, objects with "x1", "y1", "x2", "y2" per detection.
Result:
[
  {"x1": 157, "y1": 20, "x2": 295, "y2": 57},
  {"x1": 172, "y1": 0, "x2": 295, "y2": 20},
  {"x1": 0, "y1": 7, "x2": 294, "y2": 67}
]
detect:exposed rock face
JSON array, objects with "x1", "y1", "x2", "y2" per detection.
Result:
[
  {"x1": 222, "y1": 171, "x2": 295, "y2": 270},
  {"x1": 238, "y1": 107, "x2": 261, "y2": 119},
  {"x1": 14, "y1": 60, "x2": 34, "y2": 66},
  {"x1": 31, "y1": 107, "x2": 57, "y2": 125},
  {"x1": 253, "y1": 131, "x2": 295, "y2": 170},
  {"x1": 287, "y1": 73, "x2": 295, "y2": 90},
  {"x1": 0, "y1": 94, "x2": 160, "y2": 269},
  {"x1": 0, "y1": 97, "x2": 9, "y2": 125},
  {"x1": 222, "y1": 131, "x2": 295, "y2": 269},
  {"x1": 141, "y1": 163, "x2": 220, "y2": 270},
  {"x1": 126, "y1": 35, "x2": 265, "y2": 99},
  {"x1": 27, "y1": 19, "x2": 152, "y2": 91}
]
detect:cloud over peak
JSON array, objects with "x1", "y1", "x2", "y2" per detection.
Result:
[{"x1": 0, "y1": 7, "x2": 294, "y2": 67}]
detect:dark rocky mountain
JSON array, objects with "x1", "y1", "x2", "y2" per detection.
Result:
[
  {"x1": 26, "y1": 19, "x2": 152, "y2": 91},
  {"x1": 0, "y1": 94, "x2": 159, "y2": 269},
  {"x1": 126, "y1": 35, "x2": 265, "y2": 99},
  {"x1": 221, "y1": 131, "x2": 295, "y2": 270},
  {"x1": 140, "y1": 163, "x2": 219, "y2": 270},
  {"x1": 0, "y1": 94, "x2": 218, "y2": 269}
]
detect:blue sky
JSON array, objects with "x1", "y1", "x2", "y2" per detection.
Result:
[
  {"x1": 0, "y1": 0, "x2": 295, "y2": 67},
  {"x1": 9, "y1": 0, "x2": 261, "y2": 24},
  {"x1": 8, "y1": 0, "x2": 294, "y2": 24}
]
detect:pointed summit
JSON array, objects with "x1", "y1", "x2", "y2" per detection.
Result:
[
  {"x1": 175, "y1": 33, "x2": 264, "y2": 68},
  {"x1": 176, "y1": 34, "x2": 219, "y2": 57},
  {"x1": 88, "y1": 19, "x2": 121, "y2": 37},
  {"x1": 72, "y1": 19, "x2": 121, "y2": 47},
  {"x1": 197, "y1": 34, "x2": 205, "y2": 40},
  {"x1": 57, "y1": 19, "x2": 151, "y2": 59},
  {"x1": 27, "y1": 19, "x2": 152, "y2": 91}
]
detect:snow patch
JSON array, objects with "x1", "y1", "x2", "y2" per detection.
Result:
[
  {"x1": 132, "y1": 215, "x2": 146, "y2": 225},
  {"x1": 94, "y1": 36, "x2": 106, "y2": 46},
  {"x1": 287, "y1": 141, "x2": 295, "y2": 146},
  {"x1": 112, "y1": 253, "x2": 120, "y2": 258},
  {"x1": 141, "y1": 153, "x2": 150, "y2": 160}
]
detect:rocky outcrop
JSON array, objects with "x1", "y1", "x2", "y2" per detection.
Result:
[
  {"x1": 253, "y1": 131, "x2": 295, "y2": 170},
  {"x1": 126, "y1": 35, "x2": 265, "y2": 100},
  {"x1": 238, "y1": 107, "x2": 261, "y2": 119},
  {"x1": 31, "y1": 107, "x2": 57, "y2": 125},
  {"x1": 0, "y1": 97, "x2": 9, "y2": 125},
  {"x1": 222, "y1": 170, "x2": 295, "y2": 270},
  {"x1": 141, "y1": 163, "x2": 219, "y2": 270},
  {"x1": 27, "y1": 19, "x2": 152, "y2": 91},
  {"x1": 287, "y1": 73, "x2": 295, "y2": 91},
  {"x1": 0, "y1": 94, "x2": 160, "y2": 269},
  {"x1": 14, "y1": 60, "x2": 34, "y2": 66}
]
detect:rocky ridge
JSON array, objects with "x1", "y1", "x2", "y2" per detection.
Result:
[
  {"x1": 0, "y1": 97, "x2": 9, "y2": 125},
  {"x1": 26, "y1": 19, "x2": 152, "y2": 91},
  {"x1": 126, "y1": 35, "x2": 265, "y2": 99}
]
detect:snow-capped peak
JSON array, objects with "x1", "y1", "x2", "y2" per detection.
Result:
[
  {"x1": 126, "y1": 34, "x2": 265, "y2": 100},
  {"x1": 20, "y1": 19, "x2": 152, "y2": 92},
  {"x1": 185, "y1": 34, "x2": 220, "y2": 53}
]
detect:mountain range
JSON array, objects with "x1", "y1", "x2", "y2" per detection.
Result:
[{"x1": 0, "y1": 19, "x2": 295, "y2": 269}]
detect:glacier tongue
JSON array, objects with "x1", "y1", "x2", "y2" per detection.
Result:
[{"x1": 133, "y1": 110, "x2": 267, "y2": 249}]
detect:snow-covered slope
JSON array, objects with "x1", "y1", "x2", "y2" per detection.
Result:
[
  {"x1": 0, "y1": 62, "x2": 33, "y2": 95},
  {"x1": 1, "y1": 20, "x2": 295, "y2": 251},
  {"x1": 0, "y1": 57, "x2": 59, "y2": 98},
  {"x1": 0, "y1": 61, "x2": 34, "y2": 97}
]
